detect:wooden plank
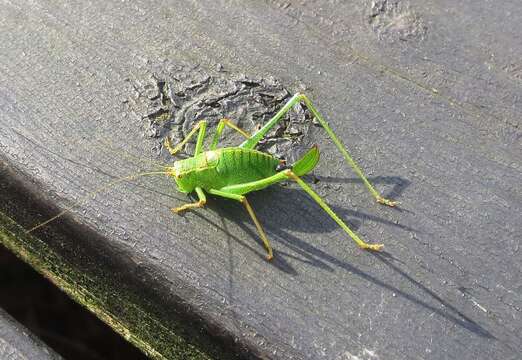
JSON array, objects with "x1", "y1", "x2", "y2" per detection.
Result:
[
  {"x1": 0, "y1": 307, "x2": 63, "y2": 360},
  {"x1": 0, "y1": 242, "x2": 150, "y2": 359},
  {"x1": 0, "y1": 1, "x2": 520, "y2": 359}
]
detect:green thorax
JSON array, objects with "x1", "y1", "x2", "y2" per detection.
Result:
[{"x1": 172, "y1": 147, "x2": 279, "y2": 193}]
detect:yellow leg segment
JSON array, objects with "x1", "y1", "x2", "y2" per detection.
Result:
[
  {"x1": 210, "y1": 118, "x2": 251, "y2": 150},
  {"x1": 208, "y1": 188, "x2": 273, "y2": 261},
  {"x1": 241, "y1": 197, "x2": 274, "y2": 261},
  {"x1": 164, "y1": 120, "x2": 207, "y2": 156},
  {"x1": 172, "y1": 187, "x2": 207, "y2": 214}
]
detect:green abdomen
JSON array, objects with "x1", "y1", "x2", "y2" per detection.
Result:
[
  {"x1": 212, "y1": 148, "x2": 279, "y2": 189},
  {"x1": 174, "y1": 148, "x2": 279, "y2": 193}
]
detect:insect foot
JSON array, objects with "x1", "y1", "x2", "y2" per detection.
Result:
[
  {"x1": 171, "y1": 200, "x2": 206, "y2": 214},
  {"x1": 360, "y1": 243, "x2": 384, "y2": 251},
  {"x1": 376, "y1": 196, "x2": 399, "y2": 207}
]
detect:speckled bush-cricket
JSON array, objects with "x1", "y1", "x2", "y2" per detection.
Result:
[
  {"x1": 29, "y1": 93, "x2": 396, "y2": 260},
  {"x1": 162, "y1": 93, "x2": 396, "y2": 260}
]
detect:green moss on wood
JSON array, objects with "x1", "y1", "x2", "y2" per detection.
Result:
[{"x1": 0, "y1": 211, "x2": 213, "y2": 360}]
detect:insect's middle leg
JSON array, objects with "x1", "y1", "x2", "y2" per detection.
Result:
[
  {"x1": 209, "y1": 118, "x2": 251, "y2": 150},
  {"x1": 207, "y1": 189, "x2": 273, "y2": 261},
  {"x1": 172, "y1": 187, "x2": 207, "y2": 214},
  {"x1": 164, "y1": 120, "x2": 208, "y2": 156}
]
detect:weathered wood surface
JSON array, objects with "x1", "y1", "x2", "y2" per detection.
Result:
[
  {"x1": 0, "y1": 307, "x2": 63, "y2": 360},
  {"x1": 1, "y1": 1, "x2": 521, "y2": 359}
]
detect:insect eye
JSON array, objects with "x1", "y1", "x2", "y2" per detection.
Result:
[{"x1": 276, "y1": 160, "x2": 289, "y2": 172}]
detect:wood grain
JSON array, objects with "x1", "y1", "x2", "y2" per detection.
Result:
[{"x1": 0, "y1": 1, "x2": 520, "y2": 359}]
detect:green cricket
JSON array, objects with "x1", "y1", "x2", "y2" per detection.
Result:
[
  {"x1": 162, "y1": 93, "x2": 397, "y2": 260},
  {"x1": 28, "y1": 93, "x2": 397, "y2": 260}
]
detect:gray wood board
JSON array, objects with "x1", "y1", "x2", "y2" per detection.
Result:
[
  {"x1": 0, "y1": 307, "x2": 63, "y2": 360},
  {"x1": 1, "y1": 1, "x2": 521, "y2": 359}
]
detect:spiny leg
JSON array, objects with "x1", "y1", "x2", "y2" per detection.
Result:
[
  {"x1": 241, "y1": 93, "x2": 397, "y2": 207},
  {"x1": 164, "y1": 120, "x2": 207, "y2": 156},
  {"x1": 209, "y1": 118, "x2": 251, "y2": 150},
  {"x1": 284, "y1": 170, "x2": 384, "y2": 251},
  {"x1": 172, "y1": 187, "x2": 207, "y2": 214},
  {"x1": 208, "y1": 189, "x2": 273, "y2": 261}
]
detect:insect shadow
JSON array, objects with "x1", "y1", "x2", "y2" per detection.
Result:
[
  {"x1": 254, "y1": 182, "x2": 416, "y2": 235},
  {"x1": 185, "y1": 173, "x2": 415, "y2": 272},
  {"x1": 372, "y1": 252, "x2": 494, "y2": 338},
  {"x1": 189, "y1": 181, "x2": 493, "y2": 340},
  {"x1": 312, "y1": 174, "x2": 411, "y2": 212},
  {"x1": 274, "y1": 221, "x2": 494, "y2": 339}
]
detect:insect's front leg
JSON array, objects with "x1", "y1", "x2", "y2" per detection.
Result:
[
  {"x1": 165, "y1": 120, "x2": 208, "y2": 156},
  {"x1": 172, "y1": 187, "x2": 207, "y2": 214},
  {"x1": 209, "y1": 118, "x2": 251, "y2": 150}
]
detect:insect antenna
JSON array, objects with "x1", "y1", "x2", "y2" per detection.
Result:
[
  {"x1": 26, "y1": 170, "x2": 172, "y2": 234},
  {"x1": 96, "y1": 136, "x2": 171, "y2": 171}
]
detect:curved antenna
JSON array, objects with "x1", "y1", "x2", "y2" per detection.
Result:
[
  {"x1": 26, "y1": 170, "x2": 171, "y2": 233},
  {"x1": 72, "y1": 121, "x2": 173, "y2": 172},
  {"x1": 96, "y1": 136, "x2": 172, "y2": 171}
]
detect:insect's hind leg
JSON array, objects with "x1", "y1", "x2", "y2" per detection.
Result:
[
  {"x1": 242, "y1": 93, "x2": 397, "y2": 207},
  {"x1": 172, "y1": 187, "x2": 207, "y2": 213},
  {"x1": 209, "y1": 118, "x2": 251, "y2": 150},
  {"x1": 207, "y1": 189, "x2": 273, "y2": 261},
  {"x1": 240, "y1": 93, "x2": 302, "y2": 150},
  {"x1": 164, "y1": 120, "x2": 207, "y2": 156},
  {"x1": 298, "y1": 94, "x2": 397, "y2": 207},
  {"x1": 283, "y1": 169, "x2": 384, "y2": 251}
]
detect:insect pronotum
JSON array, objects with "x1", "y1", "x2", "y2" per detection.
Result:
[{"x1": 28, "y1": 93, "x2": 397, "y2": 260}]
